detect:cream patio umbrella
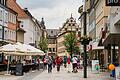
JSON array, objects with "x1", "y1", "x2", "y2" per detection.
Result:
[
  {"x1": 0, "y1": 44, "x2": 16, "y2": 52},
  {"x1": 22, "y1": 44, "x2": 45, "y2": 56},
  {"x1": 0, "y1": 43, "x2": 24, "y2": 75}
]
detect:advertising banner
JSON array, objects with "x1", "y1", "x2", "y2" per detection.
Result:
[
  {"x1": 115, "y1": 67, "x2": 120, "y2": 80},
  {"x1": 92, "y1": 60, "x2": 99, "y2": 73}
]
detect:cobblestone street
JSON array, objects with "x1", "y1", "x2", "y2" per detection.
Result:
[{"x1": 0, "y1": 65, "x2": 114, "y2": 80}]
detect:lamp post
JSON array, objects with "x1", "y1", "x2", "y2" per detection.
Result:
[
  {"x1": 83, "y1": 0, "x2": 87, "y2": 78},
  {"x1": 78, "y1": 1, "x2": 92, "y2": 78}
]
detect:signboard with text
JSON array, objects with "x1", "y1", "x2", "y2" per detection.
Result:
[
  {"x1": 106, "y1": 0, "x2": 120, "y2": 6},
  {"x1": 15, "y1": 63, "x2": 23, "y2": 76},
  {"x1": 115, "y1": 67, "x2": 120, "y2": 80},
  {"x1": 92, "y1": 60, "x2": 99, "y2": 73}
]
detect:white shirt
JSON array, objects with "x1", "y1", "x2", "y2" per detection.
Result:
[{"x1": 72, "y1": 57, "x2": 78, "y2": 63}]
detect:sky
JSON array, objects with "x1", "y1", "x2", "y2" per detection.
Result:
[{"x1": 17, "y1": 0, "x2": 83, "y2": 29}]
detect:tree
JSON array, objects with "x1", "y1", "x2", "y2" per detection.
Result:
[
  {"x1": 63, "y1": 32, "x2": 80, "y2": 58},
  {"x1": 38, "y1": 37, "x2": 48, "y2": 53}
]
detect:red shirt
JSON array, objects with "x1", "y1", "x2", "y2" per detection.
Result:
[
  {"x1": 56, "y1": 58, "x2": 61, "y2": 65},
  {"x1": 67, "y1": 58, "x2": 70, "y2": 64}
]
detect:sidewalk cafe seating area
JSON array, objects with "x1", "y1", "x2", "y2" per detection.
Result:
[{"x1": 0, "y1": 42, "x2": 45, "y2": 75}]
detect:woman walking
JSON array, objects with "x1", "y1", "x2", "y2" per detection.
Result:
[
  {"x1": 56, "y1": 56, "x2": 61, "y2": 72},
  {"x1": 67, "y1": 56, "x2": 71, "y2": 73}
]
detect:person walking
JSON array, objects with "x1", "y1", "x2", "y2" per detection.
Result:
[
  {"x1": 37, "y1": 58, "x2": 40, "y2": 70},
  {"x1": 63, "y1": 56, "x2": 67, "y2": 68},
  {"x1": 43, "y1": 57, "x2": 47, "y2": 70},
  {"x1": 47, "y1": 56, "x2": 53, "y2": 73},
  {"x1": 67, "y1": 56, "x2": 71, "y2": 73},
  {"x1": 72, "y1": 56, "x2": 78, "y2": 73},
  {"x1": 56, "y1": 56, "x2": 61, "y2": 72}
]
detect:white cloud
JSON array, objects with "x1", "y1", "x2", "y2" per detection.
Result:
[{"x1": 17, "y1": 0, "x2": 83, "y2": 29}]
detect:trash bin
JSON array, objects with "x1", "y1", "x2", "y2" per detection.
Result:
[{"x1": 15, "y1": 63, "x2": 24, "y2": 76}]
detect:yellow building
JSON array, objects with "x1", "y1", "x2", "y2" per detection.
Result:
[{"x1": 57, "y1": 15, "x2": 80, "y2": 57}]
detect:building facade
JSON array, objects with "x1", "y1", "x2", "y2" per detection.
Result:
[
  {"x1": 57, "y1": 15, "x2": 80, "y2": 56},
  {"x1": 7, "y1": 8, "x2": 17, "y2": 44},
  {"x1": 47, "y1": 29, "x2": 59, "y2": 57},
  {"x1": 7, "y1": 0, "x2": 47, "y2": 47},
  {"x1": 0, "y1": 0, "x2": 8, "y2": 46},
  {"x1": 78, "y1": 0, "x2": 120, "y2": 67},
  {"x1": 102, "y1": 7, "x2": 120, "y2": 65}
]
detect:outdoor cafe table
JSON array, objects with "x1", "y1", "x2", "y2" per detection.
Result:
[{"x1": 9, "y1": 63, "x2": 37, "y2": 74}]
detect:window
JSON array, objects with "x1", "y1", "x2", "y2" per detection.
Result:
[
  {"x1": 0, "y1": 0, "x2": 1, "y2": 4},
  {"x1": 53, "y1": 48, "x2": 55, "y2": 52},
  {"x1": 0, "y1": 0, "x2": 6, "y2": 6},
  {"x1": 49, "y1": 48, "x2": 52, "y2": 52},
  {"x1": 10, "y1": 13, "x2": 12, "y2": 22},
  {"x1": 0, "y1": 10, "x2": 2, "y2": 21},
  {"x1": 51, "y1": 30, "x2": 53, "y2": 33},
  {"x1": 4, "y1": 0, "x2": 6, "y2": 6},
  {"x1": 76, "y1": 28, "x2": 78, "y2": 31},
  {"x1": 73, "y1": 24, "x2": 75, "y2": 26},
  {"x1": 71, "y1": 20, "x2": 73, "y2": 22},
  {"x1": 5, "y1": 12, "x2": 8, "y2": 23},
  {"x1": 4, "y1": 30, "x2": 7, "y2": 39},
  {"x1": 65, "y1": 28, "x2": 67, "y2": 31},
  {"x1": 14, "y1": 16, "x2": 16, "y2": 23},
  {"x1": 7, "y1": 30, "x2": 9, "y2": 39},
  {"x1": 0, "y1": 26, "x2": 2, "y2": 39},
  {"x1": 21, "y1": 25, "x2": 23, "y2": 27},
  {"x1": 12, "y1": 14, "x2": 13, "y2": 23},
  {"x1": 69, "y1": 24, "x2": 71, "y2": 26},
  {"x1": 0, "y1": 0, "x2": 3, "y2": 4}
]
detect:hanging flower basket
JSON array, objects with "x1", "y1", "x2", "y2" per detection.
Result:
[{"x1": 79, "y1": 35, "x2": 92, "y2": 45}]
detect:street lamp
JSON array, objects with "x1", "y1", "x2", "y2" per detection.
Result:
[{"x1": 78, "y1": 0, "x2": 89, "y2": 78}]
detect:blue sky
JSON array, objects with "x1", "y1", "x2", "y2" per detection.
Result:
[{"x1": 17, "y1": 0, "x2": 83, "y2": 29}]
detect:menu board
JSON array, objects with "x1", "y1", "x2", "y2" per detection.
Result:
[{"x1": 15, "y1": 63, "x2": 23, "y2": 76}]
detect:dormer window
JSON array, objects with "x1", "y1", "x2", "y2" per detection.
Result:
[
  {"x1": 69, "y1": 24, "x2": 71, "y2": 26},
  {"x1": 65, "y1": 28, "x2": 67, "y2": 31},
  {"x1": 51, "y1": 31, "x2": 53, "y2": 33},
  {"x1": 76, "y1": 28, "x2": 78, "y2": 31},
  {"x1": 21, "y1": 25, "x2": 23, "y2": 27}
]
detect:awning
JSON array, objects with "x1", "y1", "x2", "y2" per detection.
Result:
[
  {"x1": 92, "y1": 42, "x2": 104, "y2": 50},
  {"x1": 103, "y1": 34, "x2": 120, "y2": 46}
]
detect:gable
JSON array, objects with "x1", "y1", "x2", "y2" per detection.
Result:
[{"x1": 7, "y1": 0, "x2": 29, "y2": 18}]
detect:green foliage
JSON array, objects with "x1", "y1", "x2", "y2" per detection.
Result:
[
  {"x1": 38, "y1": 37, "x2": 48, "y2": 53},
  {"x1": 63, "y1": 32, "x2": 80, "y2": 56}
]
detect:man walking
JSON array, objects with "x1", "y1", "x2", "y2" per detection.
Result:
[{"x1": 47, "y1": 56, "x2": 53, "y2": 73}]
